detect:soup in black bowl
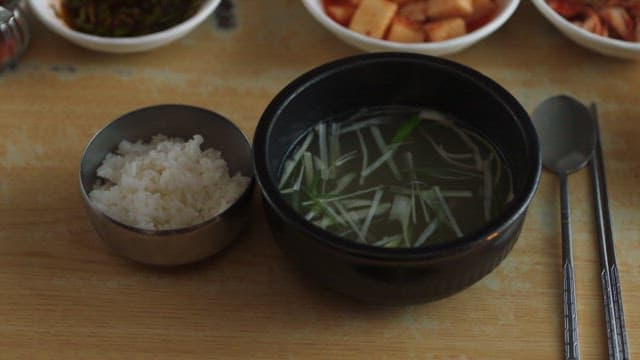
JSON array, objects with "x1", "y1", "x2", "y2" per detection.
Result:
[{"x1": 253, "y1": 52, "x2": 541, "y2": 304}]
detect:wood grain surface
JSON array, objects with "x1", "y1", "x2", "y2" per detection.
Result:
[{"x1": 1, "y1": 1, "x2": 638, "y2": 359}]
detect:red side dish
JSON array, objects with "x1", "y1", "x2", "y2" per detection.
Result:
[
  {"x1": 322, "y1": 0, "x2": 498, "y2": 43},
  {"x1": 0, "y1": 2, "x2": 17, "y2": 68},
  {"x1": 0, "y1": 38, "x2": 17, "y2": 67},
  {"x1": 546, "y1": 0, "x2": 640, "y2": 42}
]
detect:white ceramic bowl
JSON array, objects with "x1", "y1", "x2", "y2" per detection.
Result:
[
  {"x1": 28, "y1": 0, "x2": 221, "y2": 53},
  {"x1": 531, "y1": 0, "x2": 640, "y2": 60},
  {"x1": 301, "y1": 0, "x2": 520, "y2": 56}
]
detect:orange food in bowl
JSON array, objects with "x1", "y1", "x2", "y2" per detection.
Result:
[
  {"x1": 546, "y1": 0, "x2": 640, "y2": 42},
  {"x1": 322, "y1": 0, "x2": 499, "y2": 42}
]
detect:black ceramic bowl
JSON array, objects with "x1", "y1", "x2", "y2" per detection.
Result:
[{"x1": 253, "y1": 53, "x2": 541, "y2": 304}]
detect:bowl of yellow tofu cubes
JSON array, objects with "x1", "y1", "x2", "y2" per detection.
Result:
[{"x1": 302, "y1": 0, "x2": 520, "y2": 56}]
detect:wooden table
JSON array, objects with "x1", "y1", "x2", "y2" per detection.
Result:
[{"x1": 1, "y1": 1, "x2": 638, "y2": 358}]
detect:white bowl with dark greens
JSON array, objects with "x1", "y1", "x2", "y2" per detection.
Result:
[{"x1": 28, "y1": 0, "x2": 221, "y2": 53}]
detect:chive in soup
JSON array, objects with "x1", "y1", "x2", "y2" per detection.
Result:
[{"x1": 278, "y1": 106, "x2": 513, "y2": 248}]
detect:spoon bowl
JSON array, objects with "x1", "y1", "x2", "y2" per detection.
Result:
[{"x1": 532, "y1": 95, "x2": 596, "y2": 174}]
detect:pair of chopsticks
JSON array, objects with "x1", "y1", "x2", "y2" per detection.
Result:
[{"x1": 588, "y1": 103, "x2": 629, "y2": 360}]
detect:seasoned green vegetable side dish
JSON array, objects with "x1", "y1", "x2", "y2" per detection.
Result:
[
  {"x1": 278, "y1": 106, "x2": 514, "y2": 248},
  {"x1": 60, "y1": 0, "x2": 205, "y2": 37}
]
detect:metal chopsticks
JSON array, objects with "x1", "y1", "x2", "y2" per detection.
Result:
[{"x1": 588, "y1": 103, "x2": 630, "y2": 360}]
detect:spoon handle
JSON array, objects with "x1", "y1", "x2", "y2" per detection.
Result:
[{"x1": 560, "y1": 174, "x2": 580, "y2": 360}]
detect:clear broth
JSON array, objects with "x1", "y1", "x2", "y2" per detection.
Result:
[{"x1": 278, "y1": 106, "x2": 513, "y2": 248}]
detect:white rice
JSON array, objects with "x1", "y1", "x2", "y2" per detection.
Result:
[{"x1": 89, "y1": 134, "x2": 250, "y2": 230}]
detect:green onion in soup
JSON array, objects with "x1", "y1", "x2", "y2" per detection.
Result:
[{"x1": 278, "y1": 106, "x2": 514, "y2": 248}]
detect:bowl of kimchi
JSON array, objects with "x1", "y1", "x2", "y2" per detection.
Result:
[
  {"x1": 301, "y1": 0, "x2": 521, "y2": 56},
  {"x1": 531, "y1": 0, "x2": 640, "y2": 59}
]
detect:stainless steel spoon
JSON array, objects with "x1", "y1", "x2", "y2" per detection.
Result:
[{"x1": 532, "y1": 95, "x2": 597, "y2": 360}]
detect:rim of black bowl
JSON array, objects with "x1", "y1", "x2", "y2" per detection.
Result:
[
  {"x1": 79, "y1": 103, "x2": 255, "y2": 236},
  {"x1": 254, "y1": 52, "x2": 541, "y2": 262}
]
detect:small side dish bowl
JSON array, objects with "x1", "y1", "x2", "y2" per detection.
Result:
[
  {"x1": 253, "y1": 53, "x2": 541, "y2": 304},
  {"x1": 301, "y1": 0, "x2": 520, "y2": 56},
  {"x1": 0, "y1": 0, "x2": 31, "y2": 70},
  {"x1": 80, "y1": 104, "x2": 254, "y2": 266},
  {"x1": 531, "y1": 0, "x2": 640, "y2": 60},
  {"x1": 28, "y1": 0, "x2": 221, "y2": 53}
]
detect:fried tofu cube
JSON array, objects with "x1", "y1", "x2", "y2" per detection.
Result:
[
  {"x1": 425, "y1": 0, "x2": 474, "y2": 19},
  {"x1": 424, "y1": 17, "x2": 467, "y2": 41},
  {"x1": 349, "y1": 0, "x2": 399, "y2": 39},
  {"x1": 326, "y1": 4, "x2": 357, "y2": 25},
  {"x1": 399, "y1": 1, "x2": 430, "y2": 22},
  {"x1": 465, "y1": 0, "x2": 498, "y2": 30},
  {"x1": 388, "y1": 0, "x2": 415, "y2": 5},
  {"x1": 387, "y1": 16, "x2": 425, "y2": 42},
  {"x1": 467, "y1": 0, "x2": 497, "y2": 21}
]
